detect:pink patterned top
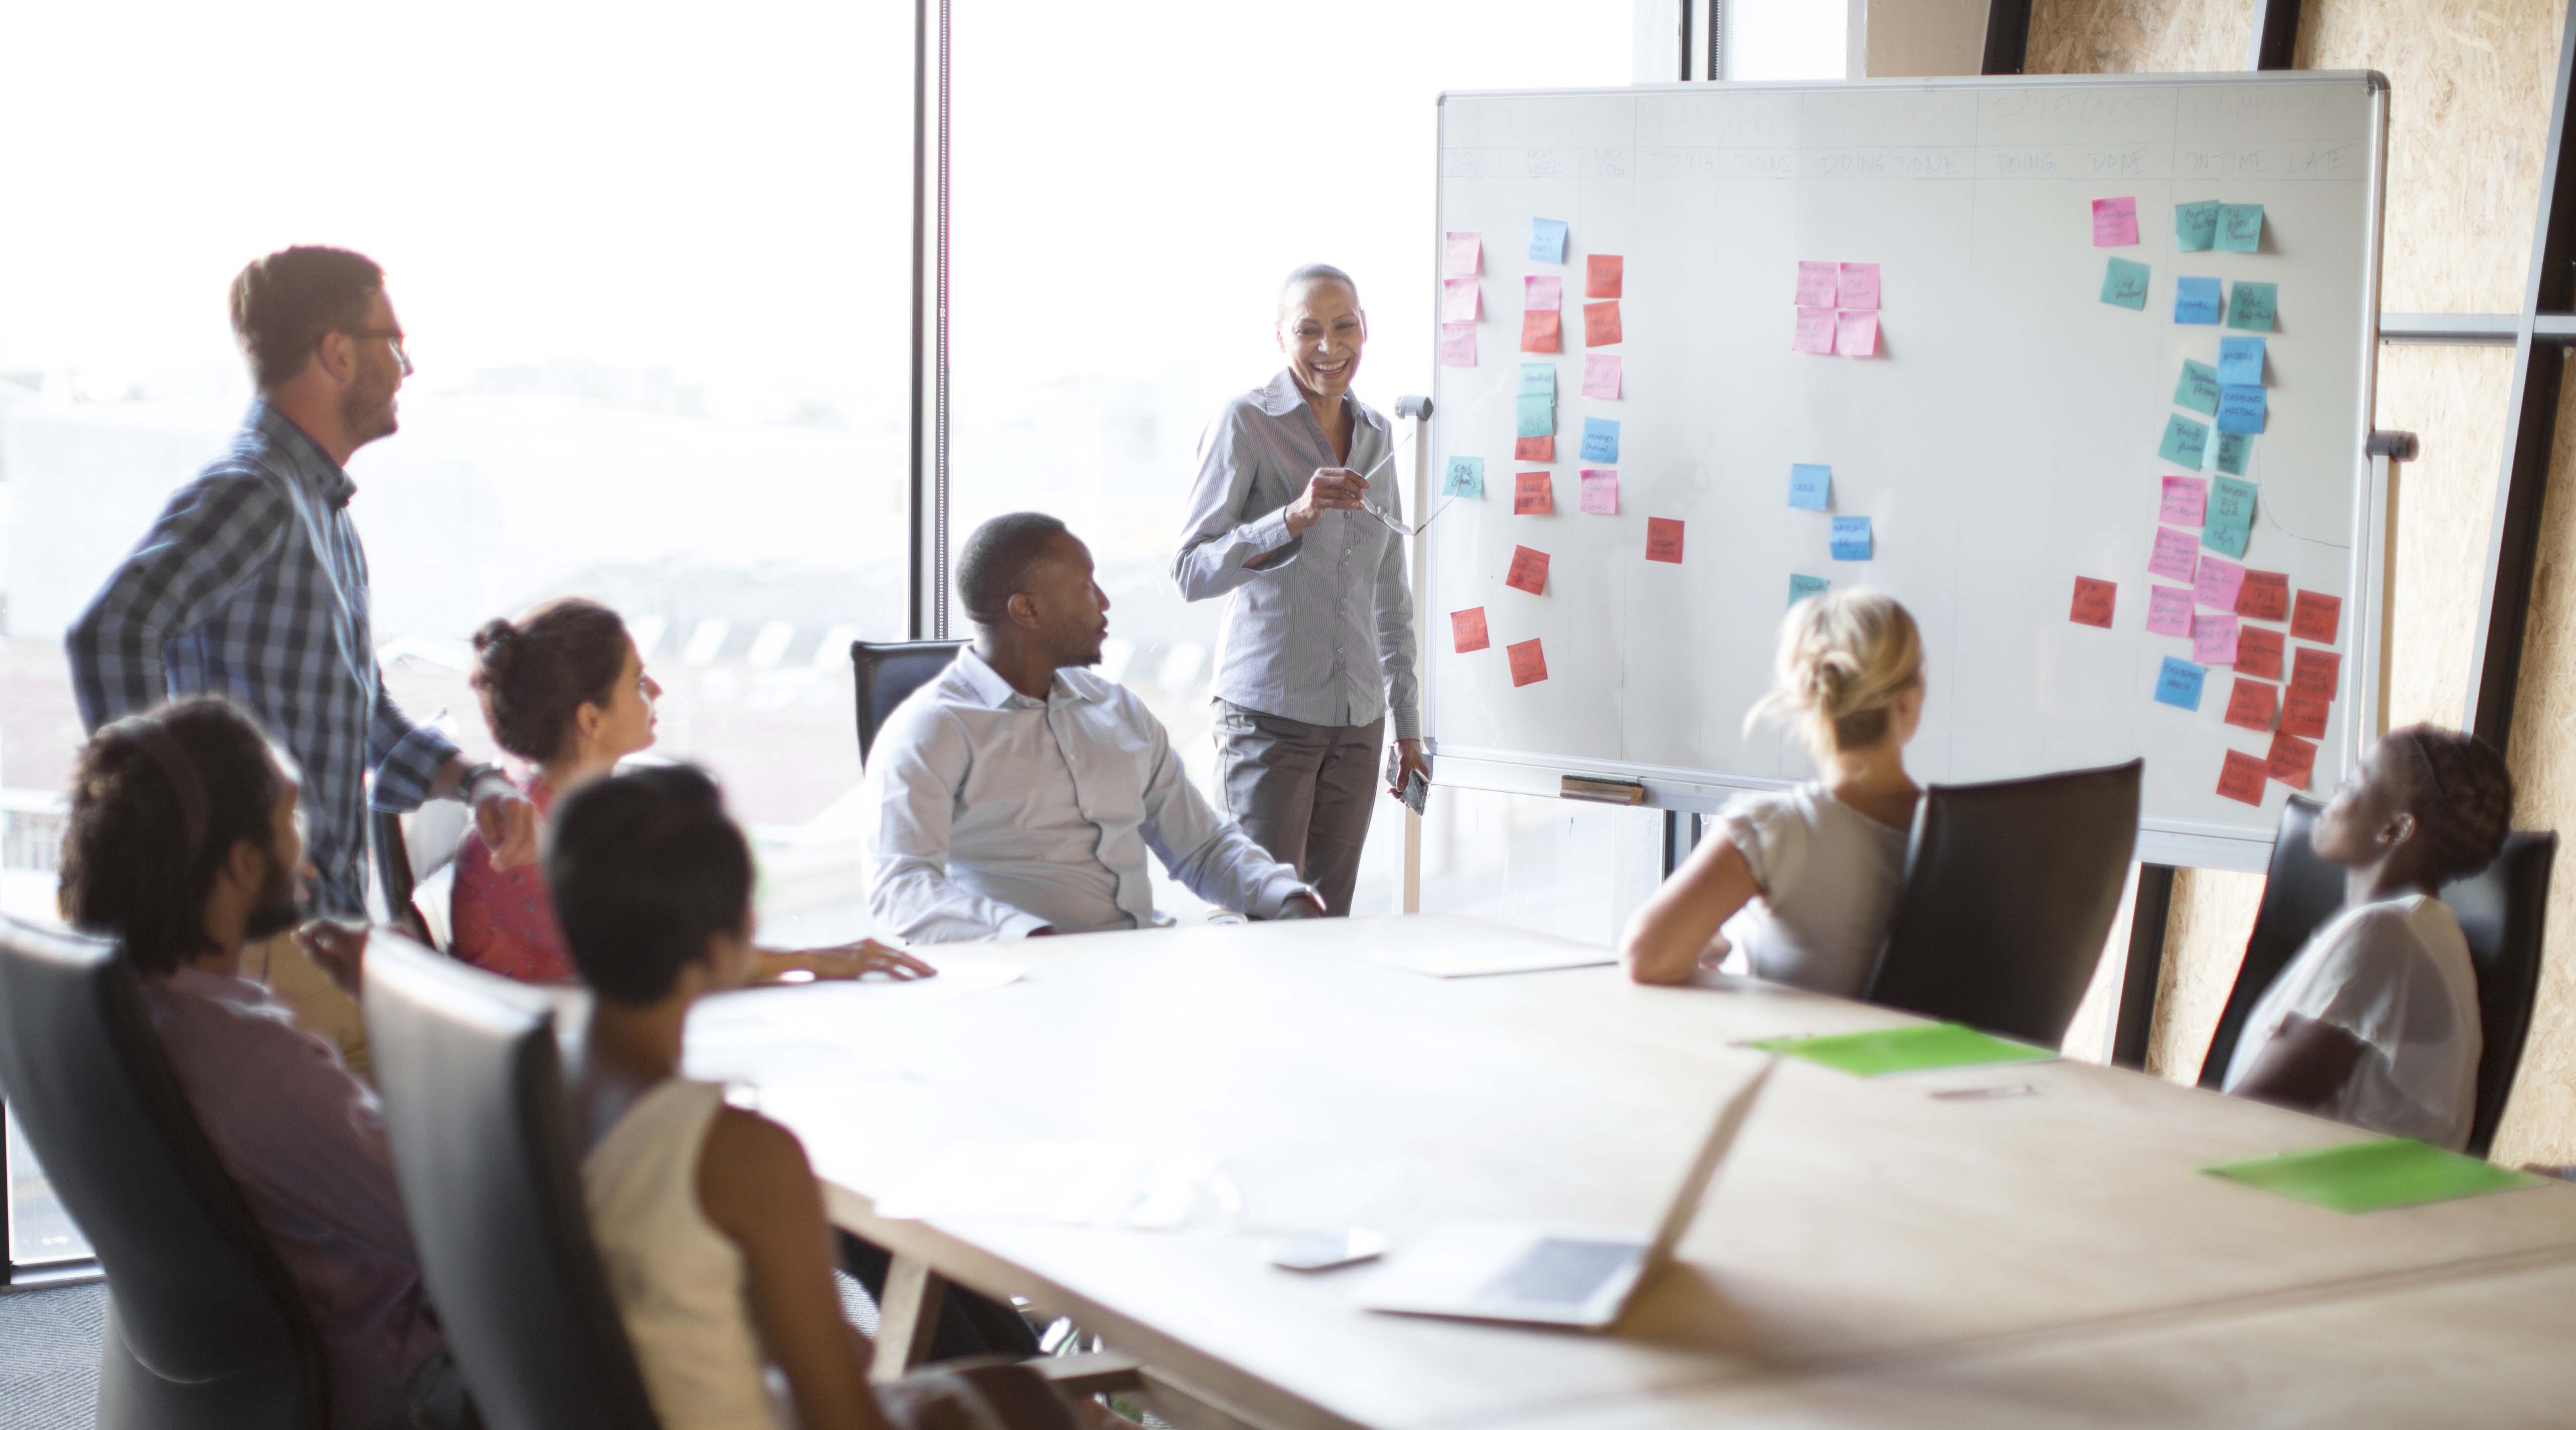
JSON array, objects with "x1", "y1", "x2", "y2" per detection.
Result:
[{"x1": 450, "y1": 774, "x2": 578, "y2": 984}]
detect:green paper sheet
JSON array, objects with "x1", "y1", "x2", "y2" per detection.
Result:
[
  {"x1": 2202, "y1": 1138, "x2": 2542, "y2": 1214},
  {"x1": 1747, "y1": 1023, "x2": 2055, "y2": 1077},
  {"x1": 2215, "y1": 430, "x2": 2250, "y2": 475},
  {"x1": 2175, "y1": 200, "x2": 2220, "y2": 251},
  {"x1": 2174, "y1": 359, "x2": 2222, "y2": 415},
  {"x1": 2100, "y1": 257, "x2": 2151, "y2": 310}
]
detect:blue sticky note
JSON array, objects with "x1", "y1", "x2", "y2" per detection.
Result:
[
  {"x1": 2174, "y1": 360, "x2": 2222, "y2": 416},
  {"x1": 1580, "y1": 417, "x2": 1620, "y2": 463},
  {"x1": 2158, "y1": 413, "x2": 2211, "y2": 470},
  {"x1": 1529, "y1": 218, "x2": 1569, "y2": 264},
  {"x1": 2174, "y1": 277, "x2": 2223, "y2": 324},
  {"x1": 2215, "y1": 430, "x2": 2250, "y2": 476},
  {"x1": 2217, "y1": 384, "x2": 2266, "y2": 435},
  {"x1": 2217, "y1": 336, "x2": 2265, "y2": 386},
  {"x1": 1830, "y1": 516, "x2": 1873, "y2": 561},
  {"x1": 1789, "y1": 573, "x2": 1829, "y2": 607},
  {"x1": 2228, "y1": 281, "x2": 2278, "y2": 331},
  {"x1": 1517, "y1": 394, "x2": 1555, "y2": 438},
  {"x1": 2175, "y1": 200, "x2": 2221, "y2": 252},
  {"x1": 1519, "y1": 362, "x2": 1556, "y2": 396},
  {"x1": 1443, "y1": 456, "x2": 1485, "y2": 498},
  {"x1": 1789, "y1": 463, "x2": 1832, "y2": 511},
  {"x1": 2154, "y1": 655, "x2": 2206, "y2": 711},
  {"x1": 2100, "y1": 257, "x2": 2151, "y2": 310},
  {"x1": 2203, "y1": 475, "x2": 2258, "y2": 559},
  {"x1": 2217, "y1": 203, "x2": 2264, "y2": 253}
]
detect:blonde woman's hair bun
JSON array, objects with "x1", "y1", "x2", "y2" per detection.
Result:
[{"x1": 1745, "y1": 587, "x2": 1924, "y2": 762}]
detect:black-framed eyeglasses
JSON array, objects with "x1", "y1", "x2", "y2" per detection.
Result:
[{"x1": 343, "y1": 327, "x2": 413, "y2": 377}]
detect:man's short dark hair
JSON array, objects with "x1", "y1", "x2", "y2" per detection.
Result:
[
  {"x1": 228, "y1": 246, "x2": 386, "y2": 392},
  {"x1": 957, "y1": 512, "x2": 1073, "y2": 628},
  {"x1": 59, "y1": 697, "x2": 287, "y2": 977},
  {"x1": 548, "y1": 764, "x2": 753, "y2": 1005}
]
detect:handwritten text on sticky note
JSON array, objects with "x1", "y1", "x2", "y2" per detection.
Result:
[
  {"x1": 2175, "y1": 359, "x2": 2222, "y2": 415},
  {"x1": 1583, "y1": 300, "x2": 1623, "y2": 348},
  {"x1": 1586, "y1": 254, "x2": 1623, "y2": 298},
  {"x1": 1795, "y1": 261, "x2": 1837, "y2": 307},
  {"x1": 2150, "y1": 526, "x2": 2200, "y2": 580},
  {"x1": 1443, "y1": 232, "x2": 1482, "y2": 276},
  {"x1": 2291, "y1": 590, "x2": 2343, "y2": 645},
  {"x1": 2071, "y1": 577, "x2": 2116, "y2": 629},
  {"x1": 1516, "y1": 394, "x2": 1555, "y2": 438},
  {"x1": 2162, "y1": 475, "x2": 2207, "y2": 525},
  {"x1": 2268, "y1": 731, "x2": 2317, "y2": 789},
  {"x1": 1439, "y1": 324, "x2": 1477, "y2": 367},
  {"x1": 2146, "y1": 585, "x2": 2193, "y2": 637},
  {"x1": 1507, "y1": 638, "x2": 1548, "y2": 686},
  {"x1": 2228, "y1": 280, "x2": 2278, "y2": 330},
  {"x1": 2194, "y1": 554, "x2": 2246, "y2": 610},
  {"x1": 1505, "y1": 546, "x2": 1549, "y2": 595},
  {"x1": 1830, "y1": 516, "x2": 1873, "y2": 561},
  {"x1": 2175, "y1": 277, "x2": 2223, "y2": 324},
  {"x1": 1516, "y1": 435, "x2": 1554, "y2": 463},
  {"x1": 2217, "y1": 203, "x2": 2265, "y2": 253},
  {"x1": 1528, "y1": 218, "x2": 1569, "y2": 264},
  {"x1": 1646, "y1": 518, "x2": 1684, "y2": 564},
  {"x1": 2193, "y1": 613, "x2": 2241, "y2": 665},
  {"x1": 2225, "y1": 678, "x2": 2278, "y2": 732},
  {"x1": 1789, "y1": 464, "x2": 1831, "y2": 512},
  {"x1": 1580, "y1": 417, "x2": 1620, "y2": 463},
  {"x1": 2203, "y1": 476, "x2": 2257, "y2": 559},
  {"x1": 1579, "y1": 469, "x2": 1618, "y2": 515},
  {"x1": 2216, "y1": 384, "x2": 2266, "y2": 435},
  {"x1": 1442, "y1": 456, "x2": 1485, "y2": 498},
  {"x1": 2159, "y1": 413, "x2": 2211, "y2": 470},
  {"x1": 2217, "y1": 749, "x2": 2267, "y2": 805},
  {"x1": 2155, "y1": 656, "x2": 2206, "y2": 711},
  {"x1": 1442, "y1": 279, "x2": 1480, "y2": 322},
  {"x1": 1514, "y1": 470, "x2": 1553, "y2": 515},
  {"x1": 2215, "y1": 430, "x2": 2250, "y2": 476},
  {"x1": 1520, "y1": 309, "x2": 1561, "y2": 353},
  {"x1": 2237, "y1": 625, "x2": 2284, "y2": 680},
  {"x1": 1451, "y1": 607, "x2": 1489, "y2": 652},
  {"x1": 2236, "y1": 569, "x2": 2288, "y2": 620},
  {"x1": 1524, "y1": 276, "x2": 1561, "y2": 312},
  {"x1": 2218, "y1": 336, "x2": 2265, "y2": 386},
  {"x1": 1581, "y1": 354, "x2": 1622, "y2": 399},
  {"x1": 1838, "y1": 262, "x2": 1881, "y2": 309},
  {"x1": 2102, "y1": 257, "x2": 2151, "y2": 309},
  {"x1": 2093, "y1": 196, "x2": 2140, "y2": 246},
  {"x1": 1793, "y1": 308, "x2": 1836, "y2": 354},
  {"x1": 1836, "y1": 310, "x2": 1880, "y2": 357}
]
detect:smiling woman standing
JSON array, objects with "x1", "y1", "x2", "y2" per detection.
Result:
[{"x1": 1173, "y1": 264, "x2": 1428, "y2": 916}]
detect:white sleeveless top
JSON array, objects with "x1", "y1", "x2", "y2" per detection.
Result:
[{"x1": 583, "y1": 1079, "x2": 789, "y2": 1430}]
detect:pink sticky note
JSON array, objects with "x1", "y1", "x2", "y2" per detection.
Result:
[
  {"x1": 2149, "y1": 526, "x2": 2199, "y2": 580},
  {"x1": 1792, "y1": 308, "x2": 1836, "y2": 355},
  {"x1": 1579, "y1": 469, "x2": 1618, "y2": 515},
  {"x1": 1525, "y1": 275, "x2": 1562, "y2": 312},
  {"x1": 1438, "y1": 322, "x2": 1478, "y2": 368},
  {"x1": 2146, "y1": 584, "x2": 2193, "y2": 636},
  {"x1": 1581, "y1": 354, "x2": 1622, "y2": 399},
  {"x1": 1837, "y1": 263, "x2": 1881, "y2": 309},
  {"x1": 2193, "y1": 612, "x2": 2241, "y2": 665},
  {"x1": 2194, "y1": 555, "x2": 2246, "y2": 610},
  {"x1": 1441, "y1": 278, "x2": 1480, "y2": 322},
  {"x1": 1836, "y1": 311, "x2": 1879, "y2": 357},
  {"x1": 2092, "y1": 196, "x2": 2140, "y2": 246},
  {"x1": 1795, "y1": 261, "x2": 1838, "y2": 307},
  {"x1": 2161, "y1": 475, "x2": 2208, "y2": 526},
  {"x1": 1443, "y1": 232, "x2": 1481, "y2": 277}
]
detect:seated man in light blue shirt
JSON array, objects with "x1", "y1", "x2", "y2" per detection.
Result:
[{"x1": 863, "y1": 513, "x2": 1323, "y2": 942}]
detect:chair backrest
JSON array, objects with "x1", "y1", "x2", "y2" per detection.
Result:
[
  {"x1": 2196, "y1": 795, "x2": 2346, "y2": 1088},
  {"x1": 1864, "y1": 760, "x2": 2143, "y2": 1046},
  {"x1": 2446, "y1": 830, "x2": 2558, "y2": 1157},
  {"x1": 854, "y1": 640, "x2": 966, "y2": 763},
  {"x1": 362, "y1": 934, "x2": 661, "y2": 1430},
  {"x1": 0, "y1": 915, "x2": 326, "y2": 1429},
  {"x1": 373, "y1": 805, "x2": 475, "y2": 953}
]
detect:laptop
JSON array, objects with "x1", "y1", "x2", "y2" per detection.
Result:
[{"x1": 1359, "y1": 1057, "x2": 1778, "y2": 1329}]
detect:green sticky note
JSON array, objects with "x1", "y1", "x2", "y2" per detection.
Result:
[
  {"x1": 2215, "y1": 430, "x2": 2250, "y2": 475},
  {"x1": 2174, "y1": 359, "x2": 2223, "y2": 416},
  {"x1": 2175, "y1": 200, "x2": 2221, "y2": 251},
  {"x1": 2100, "y1": 256, "x2": 2151, "y2": 310},
  {"x1": 1745, "y1": 1023, "x2": 2055, "y2": 1077},
  {"x1": 2217, "y1": 203, "x2": 2265, "y2": 253},
  {"x1": 2228, "y1": 280, "x2": 2279, "y2": 330},
  {"x1": 2159, "y1": 413, "x2": 2211, "y2": 470},
  {"x1": 1789, "y1": 573, "x2": 1829, "y2": 607},
  {"x1": 1516, "y1": 394, "x2": 1554, "y2": 438},
  {"x1": 1519, "y1": 362, "x2": 1556, "y2": 397},
  {"x1": 2203, "y1": 474, "x2": 2257, "y2": 559},
  {"x1": 2202, "y1": 1138, "x2": 2541, "y2": 1214}
]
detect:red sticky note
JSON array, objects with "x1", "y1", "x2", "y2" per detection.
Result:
[
  {"x1": 2281, "y1": 689, "x2": 2330, "y2": 738},
  {"x1": 2290, "y1": 645, "x2": 2341, "y2": 700},
  {"x1": 1792, "y1": 308, "x2": 1836, "y2": 354},
  {"x1": 2236, "y1": 570, "x2": 2289, "y2": 621},
  {"x1": 1438, "y1": 323, "x2": 1477, "y2": 368},
  {"x1": 2093, "y1": 196, "x2": 2140, "y2": 246},
  {"x1": 1506, "y1": 638, "x2": 1548, "y2": 687},
  {"x1": 2224, "y1": 678, "x2": 2278, "y2": 732},
  {"x1": 1520, "y1": 308, "x2": 1561, "y2": 354},
  {"x1": 1505, "y1": 545, "x2": 1550, "y2": 594},
  {"x1": 2070, "y1": 576, "x2": 2116, "y2": 628},
  {"x1": 2161, "y1": 475, "x2": 2207, "y2": 525},
  {"x1": 2216, "y1": 748, "x2": 2268, "y2": 806},
  {"x1": 2192, "y1": 613, "x2": 2241, "y2": 665},
  {"x1": 1515, "y1": 435, "x2": 1555, "y2": 463},
  {"x1": 1645, "y1": 518, "x2": 1684, "y2": 564},
  {"x1": 2150, "y1": 527, "x2": 2199, "y2": 580},
  {"x1": 1582, "y1": 300, "x2": 1623, "y2": 348},
  {"x1": 1836, "y1": 310, "x2": 1880, "y2": 357},
  {"x1": 1514, "y1": 471, "x2": 1553, "y2": 515},
  {"x1": 2145, "y1": 584, "x2": 2193, "y2": 637},
  {"x1": 2194, "y1": 555, "x2": 2246, "y2": 611},
  {"x1": 2291, "y1": 590, "x2": 2343, "y2": 644},
  {"x1": 1585, "y1": 254, "x2": 1623, "y2": 298},
  {"x1": 2267, "y1": 731, "x2": 2319, "y2": 790},
  {"x1": 2236, "y1": 624, "x2": 2285, "y2": 680},
  {"x1": 1451, "y1": 608, "x2": 1489, "y2": 653},
  {"x1": 1524, "y1": 275, "x2": 1562, "y2": 312},
  {"x1": 1794, "y1": 261, "x2": 1838, "y2": 306}
]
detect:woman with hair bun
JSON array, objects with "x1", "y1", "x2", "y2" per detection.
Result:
[
  {"x1": 453, "y1": 598, "x2": 932, "y2": 985},
  {"x1": 1621, "y1": 588, "x2": 1924, "y2": 993}
]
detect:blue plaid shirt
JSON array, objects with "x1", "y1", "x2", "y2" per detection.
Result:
[{"x1": 66, "y1": 402, "x2": 459, "y2": 915}]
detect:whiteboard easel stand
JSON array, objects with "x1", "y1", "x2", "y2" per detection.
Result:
[
  {"x1": 1399, "y1": 392, "x2": 1433, "y2": 915},
  {"x1": 2364, "y1": 429, "x2": 2418, "y2": 741}
]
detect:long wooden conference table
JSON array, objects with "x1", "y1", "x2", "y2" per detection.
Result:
[{"x1": 682, "y1": 914, "x2": 2576, "y2": 1429}]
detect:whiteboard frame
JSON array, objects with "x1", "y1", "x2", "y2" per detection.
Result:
[{"x1": 1418, "y1": 71, "x2": 2392, "y2": 873}]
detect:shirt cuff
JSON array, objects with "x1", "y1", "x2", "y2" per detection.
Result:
[
  {"x1": 999, "y1": 909, "x2": 1056, "y2": 940},
  {"x1": 371, "y1": 725, "x2": 462, "y2": 812},
  {"x1": 1245, "y1": 508, "x2": 1300, "y2": 561},
  {"x1": 1390, "y1": 706, "x2": 1424, "y2": 742}
]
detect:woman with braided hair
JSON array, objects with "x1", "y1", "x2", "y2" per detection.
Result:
[
  {"x1": 2222, "y1": 725, "x2": 2515, "y2": 1149},
  {"x1": 1623, "y1": 588, "x2": 1924, "y2": 993}
]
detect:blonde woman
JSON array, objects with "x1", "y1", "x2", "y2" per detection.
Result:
[{"x1": 1622, "y1": 590, "x2": 1925, "y2": 992}]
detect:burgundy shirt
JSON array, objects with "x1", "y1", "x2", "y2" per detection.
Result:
[{"x1": 450, "y1": 774, "x2": 578, "y2": 984}]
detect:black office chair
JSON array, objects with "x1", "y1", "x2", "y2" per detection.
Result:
[
  {"x1": 854, "y1": 640, "x2": 966, "y2": 763},
  {"x1": 1864, "y1": 760, "x2": 2143, "y2": 1046},
  {"x1": 372, "y1": 801, "x2": 476, "y2": 954},
  {"x1": 0, "y1": 914, "x2": 328, "y2": 1429},
  {"x1": 2447, "y1": 830, "x2": 2557, "y2": 1157},
  {"x1": 2196, "y1": 796, "x2": 2345, "y2": 1088}
]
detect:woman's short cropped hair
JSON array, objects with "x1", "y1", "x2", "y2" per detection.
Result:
[{"x1": 1745, "y1": 587, "x2": 1924, "y2": 763}]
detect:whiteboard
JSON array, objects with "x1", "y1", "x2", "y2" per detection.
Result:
[{"x1": 1420, "y1": 74, "x2": 2388, "y2": 871}]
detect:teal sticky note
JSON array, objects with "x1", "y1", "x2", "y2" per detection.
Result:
[
  {"x1": 2228, "y1": 281, "x2": 2278, "y2": 331},
  {"x1": 1517, "y1": 394, "x2": 1555, "y2": 438},
  {"x1": 1580, "y1": 417, "x2": 1620, "y2": 463},
  {"x1": 2217, "y1": 203, "x2": 2264, "y2": 253},
  {"x1": 2215, "y1": 430, "x2": 2250, "y2": 476},
  {"x1": 2100, "y1": 257, "x2": 2151, "y2": 310},
  {"x1": 1789, "y1": 573, "x2": 1829, "y2": 607},
  {"x1": 1830, "y1": 516, "x2": 1872, "y2": 561},
  {"x1": 2217, "y1": 384, "x2": 2266, "y2": 435},
  {"x1": 2204, "y1": 476, "x2": 2257, "y2": 559},
  {"x1": 2159, "y1": 413, "x2": 2211, "y2": 470},
  {"x1": 1442, "y1": 457, "x2": 1485, "y2": 498},
  {"x1": 2218, "y1": 336, "x2": 2265, "y2": 386},
  {"x1": 1789, "y1": 464, "x2": 1831, "y2": 511},
  {"x1": 2175, "y1": 277, "x2": 2223, "y2": 324},
  {"x1": 2175, "y1": 200, "x2": 2220, "y2": 252},
  {"x1": 2154, "y1": 655, "x2": 2206, "y2": 711},
  {"x1": 1519, "y1": 363, "x2": 1556, "y2": 396},
  {"x1": 2174, "y1": 360, "x2": 2222, "y2": 416},
  {"x1": 1529, "y1": 218, "x2": 1569, "y2": 264}
]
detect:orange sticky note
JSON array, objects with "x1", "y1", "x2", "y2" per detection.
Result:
[
  {"x1": 1507, "y1": 638, "x2": 1548, "y2": 687},
  {"x1": 2290, "y1": 645, "x2": 2341, "y2": 700},
  {"x1": 1582, "y1": 300, "x2": 1623, "y2": 348},
  {"x1": 1451, "y1": 607, "x2": 1489, "y2": 653},
  {"x1": 1515, "y1": 435, "x2": 1554, "y2": 463},
  {"x1": 2291, "y1": 590, "x2": 2343, "y2": 644},
  {"x1": 2281, "y1": 689, "x2": 2330, "y2": 738},
  {"x1": 2267, "y1": 731, "x2": 2319, "y2": 789},
  {"x1": 1514, "y1": 471, "x2": 1553, "y2": 515},
  {"x1": 2224, "y1": 677, "x2": 2278, "y2": 732},
  {"x1": 1645, "y1": 518, "x2": 1684, "y2": 564},
  {"x1": 2217, "y1": 749, "x2": 2268, "y2": 806},
  {"x1": 2236, "y1": 570, "x2": 2289, "y2": 621},
  {"x1": 1505, "y1": 545, "x2": 1550, "y2": 594},
  {"x1": 1520, "y1": 309, "x2": 1561, "y2": 354},
  {"x1": 2236, "y1": 624, "x2": 2284, "y2": 680},
  {"x1": 1585, "y1": 254, "x2": 1623, "y2": 298},
  {"x1": 2070, "y1": 577, "x2": 2115, "y2": 629}
]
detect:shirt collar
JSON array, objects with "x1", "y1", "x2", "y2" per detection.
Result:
[
  {"x1": 246, "y1": 400, "x2": 358, "y2": 509},
  {"x1": 1260, "y1": 368, "x2": 1386, "y2": 434},
  {"x1": 953, "y1": 647, "x2": 1108, "y2": 709}
]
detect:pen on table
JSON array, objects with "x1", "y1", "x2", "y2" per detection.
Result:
[{"x1": 1930, "y1": 1084, "x2": 2038, "y2": 1101}]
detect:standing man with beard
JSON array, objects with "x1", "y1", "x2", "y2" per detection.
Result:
[
  {"x1": 67, "y1": 246, "x2": 536, "y2": 1077},
  {"x1": 1174, "y1": 264, "x2": 1428, "y2": 917}
]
